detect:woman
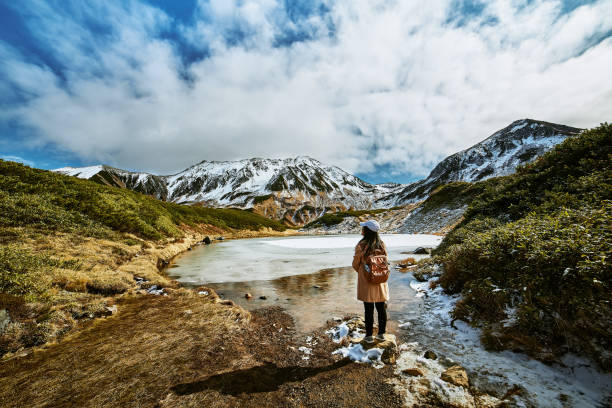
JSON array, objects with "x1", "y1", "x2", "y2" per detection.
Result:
[{"x1": 352, "y1": 219, "x2": 389, "y2": 343}]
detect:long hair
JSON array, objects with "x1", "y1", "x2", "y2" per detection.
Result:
[{"x1": 359, "y1": 227, "x2": 384, "y2": 256}]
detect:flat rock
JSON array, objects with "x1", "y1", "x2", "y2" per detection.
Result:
[
  {"x1": 402, "y1": 368, "x2": 424, "y2": 377},
  {"x1": 359, "y1": 333, "x2": 398, "y2": 364},
  {"x1": 441, "y1": 365, "x2": 469, "y2": 388}
]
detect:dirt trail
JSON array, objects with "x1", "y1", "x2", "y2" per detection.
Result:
[{"x1": 0, "y1": 290, "x2": 403, "y2": 408}]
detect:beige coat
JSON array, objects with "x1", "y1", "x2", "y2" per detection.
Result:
[{"x1": 352, "y1": 241, "x2": 390, "y2": 303}]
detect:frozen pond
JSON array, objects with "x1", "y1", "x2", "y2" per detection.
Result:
[
  {"x1": 170, "y1": 234, "x2": 442, "y2": 284},
  {"x1": 168, "y1": 234, "x2": 441, "y2": 332}
]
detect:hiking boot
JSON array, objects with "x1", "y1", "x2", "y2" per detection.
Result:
[
  {"x1": 363, "y1": 336, "x2": 375, "y2": 343},
  {"x1": 375, "y1": 333, "x2": 386, "y2": 341}
]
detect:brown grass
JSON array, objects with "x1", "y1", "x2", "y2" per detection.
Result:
[
  {"x1": 0, "y1": 291, "x2": 250, "y2": 408},
  {"x1": 1, "y1": 222, "x2": 304, "y2": 358}
]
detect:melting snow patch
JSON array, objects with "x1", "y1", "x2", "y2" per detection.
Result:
[
  {"x1": 332, "y1": 343, "x2": 385, "y2": 369},
  {"x1": 299, "y1": 346, "x2": 312, "y2": 360},
  {"x1": 325, "y1": 322, "x2": 349, "y2": 343},
  {"x1": 397, "y1": 272, "x2": 612, "y2": 407},
  {"x1": 147, "y1": 285, "x2": 164, "y2": 295}
]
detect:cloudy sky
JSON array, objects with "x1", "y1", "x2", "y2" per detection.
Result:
[{"x1": 0, "y1": 0, "x2": 611, "y2": 183}]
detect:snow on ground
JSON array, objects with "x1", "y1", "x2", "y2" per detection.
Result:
[
  {"x1": 396, "y1": 275, "x2": 612, "y2": 407},
  {"x1": 325, "y1": 322, "x2": 349, "y2": 343},
  {"x1": 298, "y1": 346, "x2": 312, "y2": 360},
  {"x1": 324, "y1": 320, "x2": 385, "y2": 369},
  {"x1": 263, "y1": 234, "x2": 443, "y2": 249},
  {"x1": 332, "y1": 343, "x2": 385, "y2": 369}
]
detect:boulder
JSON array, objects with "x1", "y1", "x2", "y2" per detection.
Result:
[
  {"x1": 413, "y1": 247, "x2": 432, "y2": 254},
  {"x1": 360, "y1": 333, "x2": 398, "y2": 364},
  {"x1": 203, "y1": 236, "x2": 211, "y2": 245},
  {"x1": 402, "y1": 368, "x2": 424, "y2": 377},
  {"x1": 245, "y1": 293, "x2": 253, "y2": 299},
  {"x1": 259, "y1": 296, "x2": 267, "y2": 300},
  {"x1": 441, "y1": 365, "x2": 469, "y2": 388},
  {"x1": 424, "y1": 350, "x2": 437, "y2": 360}
]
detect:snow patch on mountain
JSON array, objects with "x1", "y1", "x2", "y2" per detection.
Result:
[{"x1": 55, "y1": 165, "x2": 105, "y2": 179}]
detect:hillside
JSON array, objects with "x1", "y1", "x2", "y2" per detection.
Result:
[
  {"x1": 0, "y1": 161, "x2": 288, "y2": 356},
  {"x1": 429, "y1": 123, "x2": 611, "y2": 368}
]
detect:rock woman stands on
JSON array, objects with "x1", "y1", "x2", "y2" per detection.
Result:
[{"x1": 352, "y1": 220, "x2": 389, "y2": 343}]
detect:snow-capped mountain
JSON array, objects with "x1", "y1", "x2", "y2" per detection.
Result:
[
  {"x1": 54, "y1": 119, "x2": 581, "y2": 226},
  {"x1": 165, "y1": 156, "x2": 404, "y2": 224},
  {"x1": 378, "y1": 119, "x2": 582, "y2": 205},
  {"x1": 56, "y1": 157, "x2": 403, "y2": 225},
  {"x1": 55, "y1": 165, "x2": 169, "y2": 200}
]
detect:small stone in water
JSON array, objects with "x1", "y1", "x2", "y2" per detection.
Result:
[
  {"x1": 259, "y1": 296, "x2": 267, "y2": 300},
  {"x1": 245, "y1": 293, "x2": 253, "y2": 299}
]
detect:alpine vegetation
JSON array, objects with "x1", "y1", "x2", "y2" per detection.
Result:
[{"x1": 431, "y1": 123, "x2": 611, "y2": 369}]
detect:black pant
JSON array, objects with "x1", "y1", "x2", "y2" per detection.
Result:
[{"x1": 364, "y1": 301, "x2": 387, "y2": 337}]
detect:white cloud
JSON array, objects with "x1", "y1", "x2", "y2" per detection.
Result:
[
  {"x1": 1, "y1": 0, "x2": 611, "y2": 178},
  {"x1": 0, "y1": 155, "x2": 36, "y2": 167}
]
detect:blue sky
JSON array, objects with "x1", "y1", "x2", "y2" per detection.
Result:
[{"x1": 1, "y1": 0, "x2": 611, "y2": 184}]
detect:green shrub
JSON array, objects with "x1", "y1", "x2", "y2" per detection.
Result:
[
  {"x1": 304, "y1": 208, "x2": 396, "y2": 228},
  {"x1": 433, "y1": 123, "x2": 612, "y2": 366},
  {"x1": 0, "y1": 246, "x2": 50, "y2": 300}
]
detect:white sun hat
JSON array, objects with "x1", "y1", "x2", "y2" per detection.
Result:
[{"x1": 359, "y1": 220, "x2": 380, "y2": 232}]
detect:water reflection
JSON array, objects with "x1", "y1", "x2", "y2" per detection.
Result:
[
  {"x1": 168, "y1": 235, "x2": 439, "y2": 333},
  {"x1": 175, "y1": 264, "x2": 425, "y2": 333}
]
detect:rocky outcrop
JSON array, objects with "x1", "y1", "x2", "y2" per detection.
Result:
[{"x1": 380, "y1": 119, "x2": 581, "y2": 205}]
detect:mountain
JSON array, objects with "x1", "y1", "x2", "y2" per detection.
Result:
[
  {"x1": 56, "y1": 157, "x2": 404, "y2": 225},
  {"x1": 378, "y1": 119, "x2": 582, "y2": 205},
  {"x1": 54, "y1": 119, "x2": 582, "y2": 227},
  {"x1": 55, "y1": 165, "x2": 169, "y2": 201}
]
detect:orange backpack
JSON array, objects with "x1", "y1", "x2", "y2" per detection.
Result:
[{"x1": 363, "y1": 246, "x2": 390, "y2": 284}]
